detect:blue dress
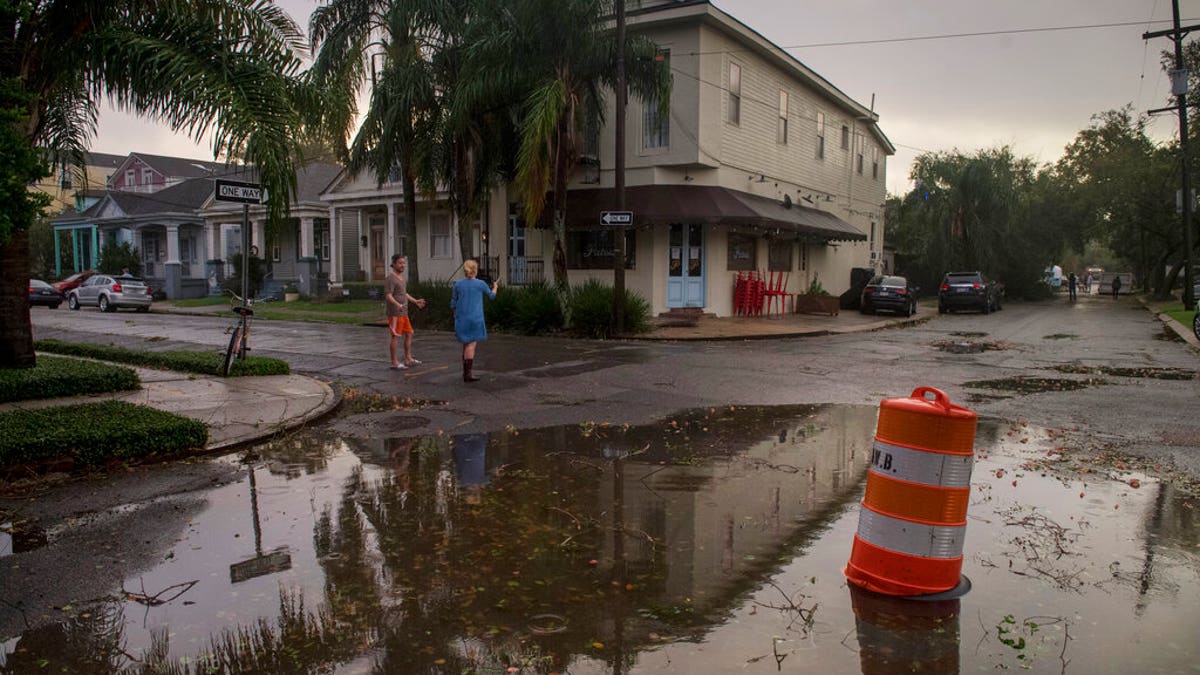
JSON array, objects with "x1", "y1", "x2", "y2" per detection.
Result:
[{"x1": 451, "y1": 278, "x2": 495, "y2": 344}]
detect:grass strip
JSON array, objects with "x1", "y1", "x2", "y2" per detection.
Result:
[
  {"x1": 0, "y1": 356, "x2": 140, "y2": 403},
  {"x1": 36, "y1": 339, "x2": 290, "y2": 377},
  {"x1": 0, "y1": 400, "x2": 207, "y2": 467}
]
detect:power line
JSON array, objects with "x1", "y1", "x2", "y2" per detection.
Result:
[{"x1": 681, "y1": 18, "x2": 1200, "y2": 55}]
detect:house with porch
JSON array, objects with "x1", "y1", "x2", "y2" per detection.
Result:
[
  {"x1": 50, "y1": 163, "x2": 343, "y2": 300},
  {"x1": 315, "y1": 0, "x2": 891, "y2": 317}
]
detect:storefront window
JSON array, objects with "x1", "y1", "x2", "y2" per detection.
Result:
[
  {"x1": 768, "y1": 239, "x2": 792, "y2": 271},
  {"x1": 727, "y1": 233, "x2": 756, "y2": 271},
  {"x1": 567, "y1": 229, "x2": 635, "y2": 269}
]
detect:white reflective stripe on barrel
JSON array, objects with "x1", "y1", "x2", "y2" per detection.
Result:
[
  {"x1": 869, "y1": 440, "x2": 973, "y2": 488},
  {"x1": 856, "y1": 506, "x2": 966, "y2": 558}
]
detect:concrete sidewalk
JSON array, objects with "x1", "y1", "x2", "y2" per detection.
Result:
[{"x1": 2, "y1": 364, "x2": 339, "y2": 452}]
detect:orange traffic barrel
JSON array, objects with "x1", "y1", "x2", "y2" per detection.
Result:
[{"x1": 845, "y1": 386, "x2": 977, "y2": 596}]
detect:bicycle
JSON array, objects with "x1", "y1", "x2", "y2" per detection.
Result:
[
  {"x1": 223, "y1": 290, "x2": 254, "y2": 377},
  {"x1": 1193, "y1": 310, "x2": 1200, "y2": 344}
]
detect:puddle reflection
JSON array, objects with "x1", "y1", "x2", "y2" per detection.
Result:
[{"x1": 2, "y1": 406, "x2": 1198, "y2": 674}]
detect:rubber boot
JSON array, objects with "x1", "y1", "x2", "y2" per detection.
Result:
[{"x1": 463, "y1": 359, "x2": 479, "y2": 382}]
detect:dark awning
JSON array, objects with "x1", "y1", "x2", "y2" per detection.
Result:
[{"x1": 543, "y1": 185, "x2": 866, "y2": 242}]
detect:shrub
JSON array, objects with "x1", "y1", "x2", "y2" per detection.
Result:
[
  {"x1": 805, "y1": 273, "x2": 829, "y2": 296},
  {"x1": 568, "y1": 279, "x2": 651, "y2": 339},
  {"x1": 340, "y1": 281, "x2": 386, "y2": 301},
  {"x1": 0, "y1": 356, "x2": 140, "y2": 403},
  {"x1": 35, "y1": 339, "x2": 290, "y2": 377},
  {"x1": 223, "y1": 255, "x2": 267, "y2": 298},
  {"x1": 408, "y1": 279, "x2": 455, "y2": 331},
  {"x1": 97, "y1": 241, "x2": 141, "y2": 276},
  {"x1": 0, "y1": 401, "x2": 207, "y2": 468},
  {"x1": 510, "y1": 281, "x2": 565, "y2": 335},
  {"x1": 484, "y1": 283, "x2": 520, "y2": 332}
]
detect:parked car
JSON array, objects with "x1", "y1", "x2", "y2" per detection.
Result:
[
  {"x1": 67, "y1": 274, "x2": 152, "y2": 312},
  {"x1": 860, "y1": 275, "x2": 918, "y2": 316},
  {"x1": 52, "y1": 270, "x2": 95, "y2": 294},
  {"x1": 28, "y1": 279, "x2": 62, "y2": 308},
  {"x1": 938, "y1": 271, "x2": 1001, "y2": 314}
]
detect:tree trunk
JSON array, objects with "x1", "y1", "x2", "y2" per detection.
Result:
[
  {"x1": 0, "y1": 229, "x2": 37, "y2": 369},
  {"x1": 402, "y1": 170, "x2": 420, "y2": 284},
  {"x1": 1158, "y1": 256, "x2": 1184, "y2": 300}
]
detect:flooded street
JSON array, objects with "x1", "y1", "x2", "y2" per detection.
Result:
[{"x1": 3, "y1": 404, "x2": 1197, "y2": 673}]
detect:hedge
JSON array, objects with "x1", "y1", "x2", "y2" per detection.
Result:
[
  {"x1": 35, "y1": 339, "x2": 290, "y2": 377},
  {"x1": 0, "y1": 400, "x2": 208, "y2": 467},
  {"x1": 0, "y1": 356, "x2": 140, "y2": 403},
  {"x1": 568, "y1": 280, "x2": 651, "y2": 338}
]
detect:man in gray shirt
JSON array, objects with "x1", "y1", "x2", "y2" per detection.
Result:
[{"x1": 385, "y1": 254, "x2": 426, "y2": 369}]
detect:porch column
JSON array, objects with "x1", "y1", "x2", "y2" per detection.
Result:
[
  {"x1": 71, "y1": 229, "x2": 79, "y2": 273},
  {"x1": 357, "y1": 209, "x2": 368, "y2": 280},
  {"x1": 300, "y1": 217, "x2": 315, "y2": 258},
  {"x1": 328, "y1": 206, "x2": 341, "y2": 286},
  {"x1": 385, "y1": 201, "x2": 397, "y2": 264},
  {"x1": 90, "y1": 228, "x2": 99, "y2": 270},
  {"x1": 164, "y1": 224, "x2": 182, "y2": 299},
  {"x1": 53, "y1": 229, "x2": 62, "y2": 276},
  {"x1": 298, "y1": 216, "x2": 317, "y2": 296},
  {"x1": 205, "y1": 222, "x2": 223, "y2": 296},
  {"x1": 252, "y1": 219, "x2": 266, "y2": 259}
]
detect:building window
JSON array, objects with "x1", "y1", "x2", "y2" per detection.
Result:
[
  {"x1": 816, "y1": 112, "x2": 825, "y2": 160},
  {"x1": 727, "y1": 232, "x2": 756, "y2": 271},
  {"x1": 141, "y1": 168, "x2": 153, "y2": 185},
  {"x1": 125, "y1": 169, "x2": 135, "y2": 187},
  {"x1": 567, "y1": 229, "x2": 635, "y2": 269},
  {"x1": 429, "y1": 212, "x2": 452, "y2": 258},
  {"x1": 872, "y1": 146, "x2": 880, "y2": 179},
  {"x1": 272, "y1": 241, "x2": 281, "y2": 262},
  {"x1": 777, "y1": 91, "x2": 788, "y2": 144},
  {"x1": 870, "y1": 222, "x2": 876, "y2": 249},
  {"x1": 728, "y1": 63, "x2": 741, "y2": 125},
  {"x1": 768, "y1": 239, "x2": 792, "y2": 271},
  {"x1": 59, "y1": 170, "x2": 72, "y2": 190},
  {"x1": 841, "y1": 125, "x2": 850, "y2": 150},
  {"x1": 316, "y1": 221, "x2": 331, "y2": 261},
  {"x1": 799, "y1": 243, "x2": 808, "y2": 271},
  {"x1": 856, "y1": 135, "x2": 864, "y2": 175},
  {"x1": 643, "y1": 50, "x2": 670, "y2": 149}
]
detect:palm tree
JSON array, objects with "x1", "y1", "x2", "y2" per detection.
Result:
[
  {"x1": 308, "y1": 0, "x2": 442, "y2": 283},
  {"x1": 0, "y1": 0, "x2": 306, "y2": 368},
  {"x1": 461, "y1": 0, "x2": 670, "y2": 292}
]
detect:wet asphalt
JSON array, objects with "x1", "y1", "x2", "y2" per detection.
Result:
[{"x1": 3, "y1": 294, "x2": 1197, "y2": 642}]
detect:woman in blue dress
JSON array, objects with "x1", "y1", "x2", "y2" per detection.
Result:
[{"x1": 451, "y1": 259, "x2": 498, "y2": 382}]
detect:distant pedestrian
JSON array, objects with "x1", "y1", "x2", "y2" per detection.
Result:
[
  {"x1": 1085, "y1": 273, "x2": 1094, "y2": 294},
  {"x1": 1068, "y1": 272, "x2": 1077, "y2": 301},
  {"x1": 385, "y1": 254, "x2": 426, "y2": 370},
  {"x1": 1111, "y1": 275, "x2": 1122, "y2": 300},
  {"x1": 451, "y1": 259, "x2": 498, "y2": 382}
]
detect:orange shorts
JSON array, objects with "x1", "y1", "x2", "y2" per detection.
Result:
[{"x1": 387, "y1": 316, "x2": 413, "y2": 336}]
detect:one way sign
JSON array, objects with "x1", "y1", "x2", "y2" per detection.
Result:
[
  {"x1": 600, "y1": 211, "x2": 633, "y2": 225},
  {"x1": 214, "y1": 179, "x2": 263, "y2": 204}
]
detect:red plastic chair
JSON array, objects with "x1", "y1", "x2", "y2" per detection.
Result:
[{"x1": 763, "y1": 270, "x2": 790, "y2": 315}]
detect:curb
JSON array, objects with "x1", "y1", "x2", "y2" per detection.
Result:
[
  {"x1": 627, "y1": 312, "x2": 931, "y2": 342},
  {"x1": 1137, "y1": 297, "x2": 1199, "y2": 351},
  {"x1": 204, "y1": 376, "x2": 341, "y2": 452}
]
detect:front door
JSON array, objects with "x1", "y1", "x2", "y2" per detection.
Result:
[
  {"x1": 508, "y1": 209, "x2": 527, "y2": 285},
  {"x1": 666, "y1": 224, "x2": 705, "y2": 308},
  {"x1": 370, "y1": 222, "x2": 385, "y2": 280}
]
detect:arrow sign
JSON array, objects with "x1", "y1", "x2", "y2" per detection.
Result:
[
  {"x1": 214, "y1": 179, "x2": 263, "y2": 204},
  {"x1": 600, "y1": 210, "x2": 633, "y2": 225}
]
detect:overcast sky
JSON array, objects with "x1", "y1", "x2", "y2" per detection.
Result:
[{"x1": 91, "y1": 0, "x2": 1193, "y2": 196}]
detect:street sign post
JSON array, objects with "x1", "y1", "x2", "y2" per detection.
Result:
[
  {"x1": 600, "y1": 211, "x2": 633, "y2": 226},
  {"x1": 214, "y1": 179, "x2": 263, "y2": 205},
  {"x1": 213, "y1": 179, "x2": 262, "y2": 327}
]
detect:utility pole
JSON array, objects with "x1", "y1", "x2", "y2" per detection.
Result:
[
  {"x1": 612, "y1": 0, "x2": 628, "y2": 334},
  {"x1": 1145, "y1": 0, "x2": 1199, "y2": 310}
]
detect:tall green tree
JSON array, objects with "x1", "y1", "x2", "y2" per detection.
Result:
[
  {"x1": 0, "y1": 0, "x2": 306, "y2": 368},
  {"x1": 1055, "y1": 107, "x2": 1176, "y2": 295},
  {"x1": 462, "y1": 0, "x2": 670, "y2": 291},
  {"x1": 308, "y1": 0, "x2": 442, "y2": 283}
]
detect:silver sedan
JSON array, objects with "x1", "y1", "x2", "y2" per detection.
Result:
[{"x1": 68, "y1": 275, "x2": 152, "y2": 312}]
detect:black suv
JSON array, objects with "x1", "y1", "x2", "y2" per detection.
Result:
[{"x1": 938, "y1": 271, "x2": 1000, "y2": 314}]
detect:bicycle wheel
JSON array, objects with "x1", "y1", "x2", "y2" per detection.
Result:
[
  {"x1": 223, "y1": 325, "x2": 243, "y2": 377},
  {"x1": 1193, "y1": 311, "x2": 1200, "y2": 343}
]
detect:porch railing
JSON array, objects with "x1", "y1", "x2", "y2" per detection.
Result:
[{"x1": 507, "y1": 256, "x2": 545, "y2": 286}]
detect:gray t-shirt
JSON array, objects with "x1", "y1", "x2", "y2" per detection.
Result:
[{"x1": 385, "y1": 271, "x2": 408, "y2": 317}]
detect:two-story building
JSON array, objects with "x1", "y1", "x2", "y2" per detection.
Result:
[{"x1": 315, "y1": 0, "x2": 892, "y2": 317}]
